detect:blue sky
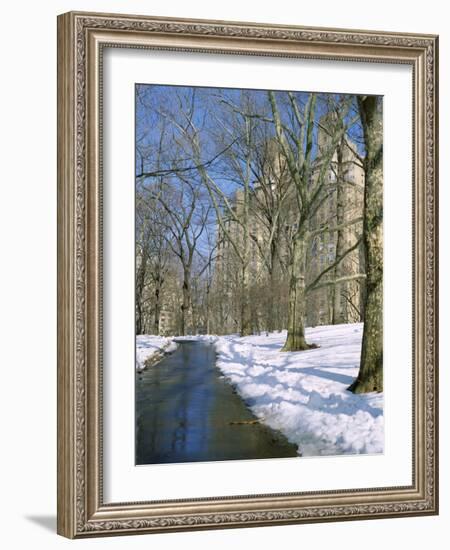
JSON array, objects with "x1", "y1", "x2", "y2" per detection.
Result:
[
  {"x1": 135, "y1": 83, "x2": 369, "y2": 184},
  {"x1": 134, "y1": 83, "x2": 376, "y2": 264}
]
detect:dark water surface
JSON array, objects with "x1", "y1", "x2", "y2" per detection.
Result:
[{"x1": 136, "y1": 341, "x2": 298, "y2": 464}]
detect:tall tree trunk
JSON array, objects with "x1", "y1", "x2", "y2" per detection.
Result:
[
  {"x1": 136, "y1": 303, "x2": 143, "y2": 335},
  {"x1": 240, "y1": 263, "x2": 252, "y2": 336},
  {"x1": 180, "y1": 268, "x2": 191, "y2": 336},
  {"x1": 240, "y1": 151, "x2": 252, "y2": 337},
  {"x1": 267, "y1": 268, "x2": 276, "y2": 333},
  {"x1": 282, "y1": 232, "x2": 311, "y2": 351},
  {"x1": 205, "y1": 283, "x2": 211, "y2": 334},
  {"x1": 358, "y1": 240, "x2": 367, "y2": 322},
  {"x1": 153, "y1": 276, "x2": 161, "y2": 335},
  {"x1": 332, "y1": 139, "x2": 346, "y2": 324},
  {"x1": 135, "y1": 248, "x2": 148, "y2": 335},
  {"x1": 266, "y1": 239, "x2": 278, "y2": 333},
  {"x1": 349, "y1": 96, "x2": 383, "y2": 393}
]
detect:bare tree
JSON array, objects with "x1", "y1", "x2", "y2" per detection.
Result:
[
  {"x1": 349, "y1": 95, "x2": 383, "y2": 393},
  {"x1": 190, "y1": 91, "x2": 263, "y2": 336},
  {"x1": 136, "y1": 87, "x2": 213, "y2": 335},
  {"x1": 135, "y1": 191, "x2": 172, "y2": 335},
  {"x1": 247, "y1": 135, "x2": 292, "y2": 331},
  {"x1": 268, "y1": 91, "x2": 364, "y2": 350},
  {"x1": 135, "y1": 85, "x2": 372, "y2": 349},
  {"x1": 141, "y1": 177, "x2": 210, "y2": 336}
]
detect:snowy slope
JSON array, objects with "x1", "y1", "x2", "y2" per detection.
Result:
[
  {"x1": 215, "y1": 323, "x2": 383, "y2": 457},
  {"x1": 136, "y1": 335, "x2": 178, "y2": 371}
]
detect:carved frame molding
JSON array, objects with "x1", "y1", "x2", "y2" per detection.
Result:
[{"x1": 57, "y1": 11, "x2": 438, "y2": 538}]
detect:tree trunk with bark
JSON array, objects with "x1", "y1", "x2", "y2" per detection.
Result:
[
  {"x1": 349, "y1": 96, "x2": 383, "y2": 393},
  {"x1": 282, "y1": 231, "x2": 312, "y2": 351},
  {"x1": 266, "y1": 239, "x2": 278, "y2": 333},
  {"x1": 267, "y1": 271, "x2": 276, "y2": 333},
  {"x1": 332, "y1": 139, "x2": 347, "y2": 324},
  {"x1": 153, "y1": 275, "x2": 162, "y2": 335},
  {"x1": 240, "y1": 263, "x2": 252, "y2": 336},
  {"x1": 240, "y1": 134, "x2": 252, "y2": 337},
  {"x1": 135, "y1": 247, "x2": 148, "y2": 335},
  {"x1": 180, "y1": 267, "x2": 192, "y2": 336},
  {"x1": 205, "y1": 283, "x2": 211, "y2": 334}
]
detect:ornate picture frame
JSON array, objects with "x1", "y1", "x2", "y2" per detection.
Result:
[{"x1": 57, "y1": 11, "x2": 438, "y2": 538}]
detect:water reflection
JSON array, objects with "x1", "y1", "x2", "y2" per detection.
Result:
[{"x1": 136, "y1": 341, "x2": 298, "y2": 464}]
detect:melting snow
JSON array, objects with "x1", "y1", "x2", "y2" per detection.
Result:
[
  {"x1": 136, "y1": 335, "x2": 177, "y2": 371},
  {"x1": 214, "y1": 323, "x2": 383, "y2": 456}
]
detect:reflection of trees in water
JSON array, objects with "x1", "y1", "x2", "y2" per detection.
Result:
[{"x1": 136, "y1": 343, "x2": 297, "y2": 464}]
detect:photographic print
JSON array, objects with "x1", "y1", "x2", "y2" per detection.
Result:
[
  {"x1": 58, "y1": 12, "x2": 438, "y2": 537},
  {"x1": 135, "y1": 84, "x2": 383, "y2": 465}
]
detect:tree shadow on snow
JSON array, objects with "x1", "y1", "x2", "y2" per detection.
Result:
[{"x1": 292, "y1": 366, "x2": 354, "y2": 386}]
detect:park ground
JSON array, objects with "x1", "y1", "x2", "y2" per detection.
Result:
[{"x1": 136, "y1": 323, "x2": 384, "y2": 456}]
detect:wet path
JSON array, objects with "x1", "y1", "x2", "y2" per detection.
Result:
[{"x1": 136, "y1": 341, "x2": 298, "y2": 464}]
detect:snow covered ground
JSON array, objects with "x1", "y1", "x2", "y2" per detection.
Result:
[
  {"x1": 136, "y1": 324, "x2": 383, "y2": 456},
  {"x1": 215, "y1": 323, "x2": 384, "y2": 457},
  {"x1": 136, "y1": 335, "x2": 178, "y2": 371}
]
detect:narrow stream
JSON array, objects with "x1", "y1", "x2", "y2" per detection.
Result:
[{"x1": 136, "y1": 340, "x2": 298, "y2": 464}]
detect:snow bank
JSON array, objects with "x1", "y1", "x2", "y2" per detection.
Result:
[
  {"x1": 136, "y1": 335, "x2": 178, "y2": 371},
  {"x1": 215, "y1": 324, "x2": 383, "y2": 457}
]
